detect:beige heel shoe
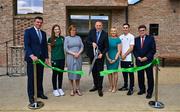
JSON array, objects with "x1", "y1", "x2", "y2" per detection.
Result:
[
  {"x1": 76, "y1": 89, "x2": 82, "y2": 96},
  {"x1": 70, "y1": 89, "x2": 75, "y2": 96}
]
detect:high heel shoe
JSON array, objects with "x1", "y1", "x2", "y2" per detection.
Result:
[
  {"x1": 76, "y1": 89, "x2": 82, "y2": 96},
  {"x1": 112, "y1": 88, "x2": 116, "y2": 93},
  {"x1": 70, "y1": 89, "x2": 75, "y2": 96},
  {"x1": 108, "y1": 88, "x2": 112, "y2": 92}
]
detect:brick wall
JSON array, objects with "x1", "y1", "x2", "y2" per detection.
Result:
[
  {"x1": 128, "y1": 0, "x2": 180, "y2": 56},
  {"x1": 0, "y1": 0, "x2": 179, "y2": 66},
  {"x1": 0, "y1": 0, "x2": 127, "y2": 66},
  {"x1": 14, "y1": 16, "x2": 36, "y2": 45},
  {"x1": 0, "y1": 0, "x2": 13, "y2": 66},
  {"x1": 111, "y1": 9, "x2": 126, "y2": 35},
  {"x1": 43, "y1": 0, "x2": 127, "y2": 36}
]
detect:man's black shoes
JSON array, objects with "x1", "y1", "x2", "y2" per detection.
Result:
[
  {"x1": 127, "y1": 89, "x2": 134, "y2": 95},
  {"x1": 89, "y1": 87, "x2": 98, "y2": 92},
  {"x1": 29, "y1": 98, "x2": 34, "y2": 104},
  {"x1": 118, "y1": 86, "x2": 128, "y2": 91},
  {"x1": 37, "y1": 94, "x2": 48, "y2": 99},
  {"x1": 98, "y1": 90, "x2": 103, "y2": 97},
  {"x1": 137, "y1": 90, "x2": 146, "y2": 95},
  {"x1": 146, "y1": 93, "x2": 152, "y2": 99}
]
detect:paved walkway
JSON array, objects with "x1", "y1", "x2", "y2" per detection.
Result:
[{"x1": 0, "y1": 66, "x2": 180, "y2": 112}]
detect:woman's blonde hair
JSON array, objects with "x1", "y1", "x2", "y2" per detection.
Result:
[
  {"x1": 67, "y1": 24, "x2": 77, "y2": 36},
  {"x1": 110, "y1": 27, "x2": 118, "y2": 36}
]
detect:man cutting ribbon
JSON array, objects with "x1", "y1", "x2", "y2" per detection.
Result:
[{"x1": 86, "y1": 21, "x2": 109, "y2": 97}]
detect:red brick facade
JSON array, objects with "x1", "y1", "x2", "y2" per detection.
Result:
[{"x1": 0, "y1": 0, "x2": 179, "y2": 66}]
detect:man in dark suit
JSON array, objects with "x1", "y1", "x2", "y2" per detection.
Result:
[
  {"x1": 133, "y1": 25, "x2": 156, "y2": 99},
  {"x1": 86, "y1": 21, "x2": 109, "y2": 97},
  {"x1": 24, "y1": 16, "x2": 49, "y2": 105}
]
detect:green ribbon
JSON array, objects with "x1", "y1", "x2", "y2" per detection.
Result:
[
  {"x1": 33, "y1": 58, "x2": 160, "y2": 77},
  {"x1": 33, "y1": 59, "x2": 85, "y2": 76},
  {"x1": 100, "y1": 58, "x2": 160, "y2": 76}
]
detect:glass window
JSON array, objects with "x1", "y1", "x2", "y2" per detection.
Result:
[
  {"x1": 17, "y1": 0, "x2": 43, "y2": 14},
  {"x1": 128, "y1": 0, "x2": 140, "y2": 5},
  {"x1": 68, "y1": 12, "x2": 110, "y2": 62},
  {"x1": 149, "y1": 24, "x2": 159, "y2": 36},
  {"x1": 70, "y1": 15, "x2": 90, "y2": 34},
  {"x1": 91, "y1": 16, "x2": 109, "y2": 32}
]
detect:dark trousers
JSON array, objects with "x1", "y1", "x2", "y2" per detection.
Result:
[
  {"x1": 51, "y1": 59, "x2": 65, "y2": 90},
  {"x1": 91, "y1": 58, "x2": 104, "y2": 90},
  {"x1": 137, "y1": 64, "x2": 154, "y2": 94},
  {"x1": 27, "y1": 61, "x2": 44, "y2": 102},
  {"x1": 121, "y1": 61, "x2": 134, "y2": 90}
]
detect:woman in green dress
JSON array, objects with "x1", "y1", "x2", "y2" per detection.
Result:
[{"x1": 106, "y1": 27, "x2": 122, "y2": 93}]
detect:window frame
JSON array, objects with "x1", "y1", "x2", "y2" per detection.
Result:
[
  {"x1": 149, "y1": 24, "x2": 159, "y2": 36},
  {"x1": 15, "y1": 0, "x2": 43, "y2": 15}
]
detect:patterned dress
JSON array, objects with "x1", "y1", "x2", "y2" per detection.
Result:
[{"x1": 64, "y1": 35, "x2": 84, "y2": 80}]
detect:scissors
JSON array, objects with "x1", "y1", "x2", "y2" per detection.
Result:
[{"x1": 88, "y1": 47, "x2": 100, "y2": 75}]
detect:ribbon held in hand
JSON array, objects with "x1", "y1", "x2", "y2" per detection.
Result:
[
  {"x1": 33, "y1": 59, "x2": 85, "y2": 76},
  {"x1": 100, "y1": 58, "x2": 160, "y2": 76}
]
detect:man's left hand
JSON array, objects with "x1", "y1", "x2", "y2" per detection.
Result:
[
  {"x1": 45, "y1": 59, "x2": 49, "y2": 65},
  {"x1": 98, "y1": 53, "x2": 103, "y2": 59},
  {"x1": 141, "y1": 57, "x2": 148, "y2": 62}
]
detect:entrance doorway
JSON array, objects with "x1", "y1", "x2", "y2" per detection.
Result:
[{"x1": 68, "y1": 11, "x2": 111, "y2": 62}]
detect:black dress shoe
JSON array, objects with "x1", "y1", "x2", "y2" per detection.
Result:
[
  {"x1": 127, "y1": 89, "x2": 134, "y2": 95},
  {"x1": 28, "y1": 103, "x2": 36, "y2": 109},
  {"x1": 38, "y1": 94, "x2": 48, "y2": 99},
  {"x1": 98, "y1": 90, "x2": 103, "y2": 97},
  {"x1": 118, "y1": 86, "x2": 128, "y2": 91},
  {"x1": 146, "y1": 94, "x2": 152, "y2": 99},
  {"x1": 28, "y1": 102, "x2": 41, "y2": 109},
  {"x1": 89, "y1": 87, "x2": 98, "y2": 92},
  {"x1": 29, "y1": 98, "x2": 34, "y2": 104},
  {"x1": 137, "y1": 90, "x2": 146, "y2": 95}
]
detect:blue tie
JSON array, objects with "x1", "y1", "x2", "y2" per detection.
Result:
[
  {"x1": 96, "y1": 31, "x2": 100, "y2": 43},
  {"x1": 37, "y1": 29, "x2": 42, "y2": 43}
]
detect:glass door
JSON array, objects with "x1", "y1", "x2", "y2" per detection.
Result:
[{"x1": 68, "y1": 11, "x2": 110, "y2": 62}]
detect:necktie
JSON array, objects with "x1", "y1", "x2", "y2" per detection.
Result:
[
  {"x1": 96, "y1": 31, "x2": 100, "y2": 43},
  {"x1": 37, "y1": 29, "x2": 42, "y2": 43},
  {"x1": 141, "y1": 36, "x2": 144, "y2": 48}
]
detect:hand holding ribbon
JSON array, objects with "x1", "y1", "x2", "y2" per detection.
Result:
[
  {"x1": 33, "y1": 59, "x2": 85, "y2": 76},
  {"x1": 100, "y1": 58, "x2": 160, "y2": 76}
]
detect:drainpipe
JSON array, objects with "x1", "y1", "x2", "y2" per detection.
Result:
[{"x1": 125, "y1": 5, "x2": 128, "y2": 23}]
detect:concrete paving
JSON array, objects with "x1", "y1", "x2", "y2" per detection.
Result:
[{"x1": 0, "y1": 65, "x2": 180, "y2": 112}]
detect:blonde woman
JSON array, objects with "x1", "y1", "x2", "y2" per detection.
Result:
[{"x1": 106, "y1": 27, "x2": 122, "y2": 93}]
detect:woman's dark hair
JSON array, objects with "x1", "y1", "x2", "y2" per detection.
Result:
[{"x1": 50, "y1": 24, "x2": 61, "y2": 47}]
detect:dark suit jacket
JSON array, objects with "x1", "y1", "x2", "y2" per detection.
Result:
[
  {"x1": 86, "y1": 28, "x2": 109, "y2": 59},
  {"x1": 133, "y1": 35, "x2": 156, "y2": 66},
  {"x1": 24, "y1": 27, "x2": 48, "y2": 63}
]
